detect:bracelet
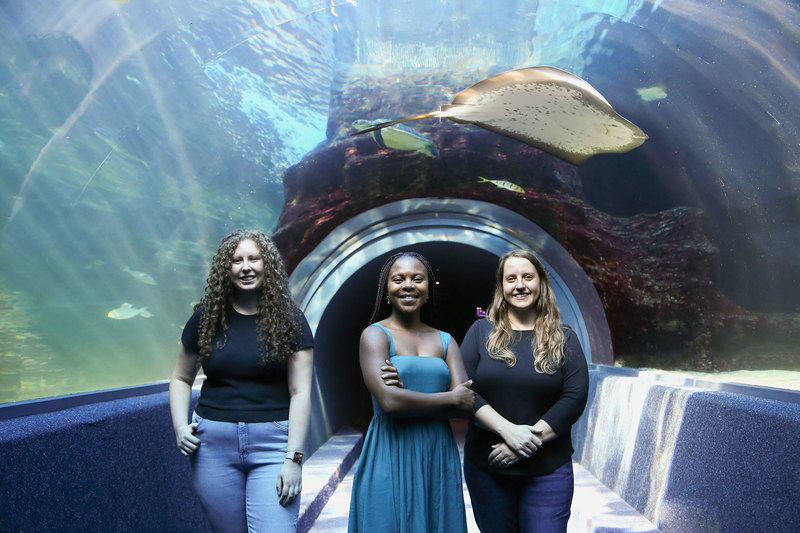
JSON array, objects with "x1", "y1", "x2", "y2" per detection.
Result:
[{"x1": 286, "y1": 451, "x2": 303, "y2": 464}]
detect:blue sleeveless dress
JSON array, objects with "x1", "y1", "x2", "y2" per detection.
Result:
[{"x1": 348, "y1": 324, "x2": 467, "y2": 533}]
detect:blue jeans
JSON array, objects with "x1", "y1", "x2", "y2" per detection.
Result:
[
  {"x1": 190, "y1": 413, "x2": 299, "y2": 533},
  {"x1": 464, "y1": 459, "x2": 573, "y2": 533}
]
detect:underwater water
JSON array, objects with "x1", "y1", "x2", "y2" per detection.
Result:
[{"x1": 1, "y1": 0, "x2": 799, "y2": 404}]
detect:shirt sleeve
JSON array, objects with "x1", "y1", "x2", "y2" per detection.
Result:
[
  {"x1": 180, "y1": 307, "x2": 203, "y2": 353},
  {"x1": 297, "y1": 311, "x2": 315, "y2": 350},
  {"x1": 539, "y1": 328, "x2": 589, "y2": 437},
  {"x1": 461, "y1": 319, "x2": 489, "y2": 412}
]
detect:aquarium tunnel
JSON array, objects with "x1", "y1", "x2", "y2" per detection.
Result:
[
  {"x1": 290, "y1": 198, "x2": 612, "y2": 446},
  {"x1": 2, "y1": 0, "x2": 800, "y2": 531}
]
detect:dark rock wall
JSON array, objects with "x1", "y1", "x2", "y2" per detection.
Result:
[{"x1": 274, "y1": 76, "x2": 800, "y2": 371}]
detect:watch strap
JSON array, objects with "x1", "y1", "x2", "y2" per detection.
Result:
[{"x1": 286, "y1": 451, "x2": 303, "y2": 464}]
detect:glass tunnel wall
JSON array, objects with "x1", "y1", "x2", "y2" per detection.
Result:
[{"x1": 1, "y1": 0, "x2": 799, "y2": 404}]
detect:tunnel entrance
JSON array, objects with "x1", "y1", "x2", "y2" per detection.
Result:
[
  {"x1": 310, "y1": 242, "x2": 500, "y2": 433},
  {"x1": 288, "y1": 198, "x2": 611, "y2": 450}
]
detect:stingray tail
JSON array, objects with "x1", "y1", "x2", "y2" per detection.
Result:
[{"x1": 349, "y1": 112, "x2": 440, "y2": 136}]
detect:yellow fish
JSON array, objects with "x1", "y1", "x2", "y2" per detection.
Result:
[
  {"x1": 478, "y1": 177, "x2": 525, "y2": 193},
  {"x1": 352, "y1": 119, "x2": 439, "y2": 158},
  {"x1": 124, "y1": 267, "x2": 157, "y2": 285},
  {"x1": 108, "y1": 303, "x2": 153, "y2": 320}
]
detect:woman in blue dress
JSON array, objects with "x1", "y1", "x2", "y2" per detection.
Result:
[{"x1": 348, "y1": 251, "x2": 474, "y2": 533}]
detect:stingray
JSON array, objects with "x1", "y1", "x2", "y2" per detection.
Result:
[{"x1": 350, "y1": 66, "x2": 648, "y2": 165}]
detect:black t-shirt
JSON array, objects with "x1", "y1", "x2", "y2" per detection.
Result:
[
  {"x1": 181, "y1": 306, "x2": 314, "y2": 422},
  {"x1": 461, "y1": 318, "x2": 589, "y2": 476}
]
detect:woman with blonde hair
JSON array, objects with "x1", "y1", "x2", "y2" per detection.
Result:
[
  {"x1": 460, "y1": 249, "x2": 589, "y2": 533},
  {"x1": 169, "y1": 229, "x2": 314, "y2": 532}
]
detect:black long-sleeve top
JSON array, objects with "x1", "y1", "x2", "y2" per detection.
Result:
[{"x1": 461, "y1": 318, "x2": 589, "y2": 476}]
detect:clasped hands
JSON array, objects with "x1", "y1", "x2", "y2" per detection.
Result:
[{"x1": 489, "y1": 423, "x2": 544, "y2": 468}]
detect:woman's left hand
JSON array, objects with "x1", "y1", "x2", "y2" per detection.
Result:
[
  {"x1": 488, "y1": 442, "x2": 523, "y2": 468},
  {"x1": 380, "y1": 360, "x2": 404, "y2": 388},
  {"x1": 276, "y1": 461, "x2": 302, "y2": 506}
]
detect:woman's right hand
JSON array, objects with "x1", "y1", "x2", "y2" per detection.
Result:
[
  {"x1": 380, "y1": 360, "x2": 404, "y2": 388},
  {"x1": 451, "y1": 380, "x2": 475, "y2": 412},
  {"x1": 176, "y1": 422, "x2": 200, "y2": 456},
  {"x1": 498, "y1": 423, "x2": 542, "y2": 458},
  {"x1": 488, "y1": 442, "x2": 523, "y2": 468}
]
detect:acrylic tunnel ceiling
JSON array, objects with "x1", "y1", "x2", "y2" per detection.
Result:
[{"x1": 1, "y1": 0, "x2": 799, "y2": 403}]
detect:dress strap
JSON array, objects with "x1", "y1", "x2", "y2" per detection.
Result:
[
  {"x1": 438, "y1": 331, "x2": 451, "y2": 359},
  {"x1": 372, "y1": 323, "x2": 396, "y2": 357}
]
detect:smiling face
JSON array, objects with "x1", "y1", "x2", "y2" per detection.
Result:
[
  {"x1": 386, "y1": 256, "x2": 429, "y2": 315},
  {"x1": 502, "y1": 256, "x2": 540, "y2": 311},
  {"x1": 229, "y1": 238, "x2": 265, "y2": 292}
]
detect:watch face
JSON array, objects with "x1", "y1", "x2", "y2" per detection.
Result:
[{"x1": 293, "y1": 452, "x2": 303, "y2": 464}]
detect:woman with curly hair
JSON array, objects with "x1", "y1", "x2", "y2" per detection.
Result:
[
  {"x1": 460, "y1": 249, "x2": 589, "y2": 533},
  {"x1": 348, "y1": 251, "x2": 474, "y2": 533},
  {"x1": 169, "y1": 229, "x2": 314, "y2": 533}
]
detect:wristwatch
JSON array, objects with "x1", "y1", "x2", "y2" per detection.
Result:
[{"x1": 286, "y1": 451, "x2": 303, "y2": 464}]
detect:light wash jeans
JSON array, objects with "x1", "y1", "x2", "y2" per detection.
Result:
[{"x1": 190, "y1": 412, "x2": 299, "y2": 533}]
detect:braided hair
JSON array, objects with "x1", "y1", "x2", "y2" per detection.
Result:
[
  {"x1": 195, "y1": 229, "x2": 302, "y2": 364},
  {"x1": 368, "y1": 251, "x2": 439, "y2": 326}
]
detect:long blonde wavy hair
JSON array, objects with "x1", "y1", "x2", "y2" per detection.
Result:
[
  {"x1": 486, "y1": 249, "x2": 566, "y2": 374},
  {"x1": 195, "y1": 229, "x2": 301, "y2": 364}
]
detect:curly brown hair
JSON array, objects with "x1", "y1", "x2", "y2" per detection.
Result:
[
  {"x1": 486, "y1": 249, "x2": 566, "y2": 374},
  {"x1": 195, "y1": 229, "x2": 302, "y2": 364}
]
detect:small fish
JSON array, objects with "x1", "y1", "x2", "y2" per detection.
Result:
[
  {"x1": 107, "y1": 303, "x2": 153, "y2": 320},
  {"x1": 478, "y1": 177, "x2": 525, "y2": 193},
  {"x1": 352, "y1": 119, "x2": 439, "y2": 158},
  {"x1": 73, "y1": 128, "x2": 148, "y2": 205},
  {"x1": 83, "y1": 259, "x2": 106, "y2": 270},
  {"x1": 636, "y1": 84, "x2": 668, "y2": 102},
  {"x1": 92, "y1": 128, "x2": 150, "y2": 168},
  {"x1": 124, "y1": 267, "x2": 157, "y2": 285}
]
